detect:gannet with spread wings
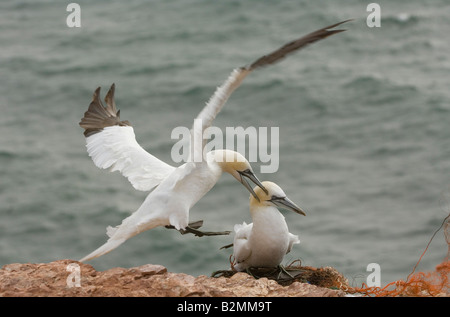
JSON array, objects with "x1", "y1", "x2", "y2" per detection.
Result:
[{"x1": 78, "y1": 20, "x2": 349, "y2": 262}]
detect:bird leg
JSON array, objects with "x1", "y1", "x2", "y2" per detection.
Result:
[
  {"x1": 277, "y1": 265, "x2": 295, "y2": 280},
  {"x1": 165, "y1": 220, "x2": 231, "y2": 237},
  {"x1": 245, "y1": 267, "x2": 259, "y2": 279},
  {"x1": 182, "y1": 226, "x2": 231, "y2": 237},
  {"x1": 220, "y1": 243, "x2": 234, "y2": 250}
]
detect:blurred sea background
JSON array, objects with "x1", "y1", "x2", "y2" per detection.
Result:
[{"x1": 1, "y1": 0, "x2": 449, "y2": 287}]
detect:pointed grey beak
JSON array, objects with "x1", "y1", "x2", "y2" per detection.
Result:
[
  {"x1": 270, "y1": 196, "x2": 306, "y2": 216},
  {"x1": 238, "y1": 169, "x2": 267, "y2": 201}
]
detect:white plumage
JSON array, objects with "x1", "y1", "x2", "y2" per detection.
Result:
[
  {"x1": 78, "y1": 21, "x2": 348, "y2": 262},
  {"x1": 85, "y1": 126, "x2": 175, "y2": 191},
  {"x1": 232, "y1": 181, "x2": 305, "y2": 271}
]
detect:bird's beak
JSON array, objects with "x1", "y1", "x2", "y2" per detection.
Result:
[
  {"x1": 270, "y1": 196, "x2": 306, "y2": 216},
  {"x1": 237, "y1": 169, "x2": 267, "y2": 201}
]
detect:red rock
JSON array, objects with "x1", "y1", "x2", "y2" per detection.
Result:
[{"x1": 0, "y1": 260, "x2": 345, "y2": 297}]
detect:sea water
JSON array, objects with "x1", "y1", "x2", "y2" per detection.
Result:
[{"x1": 1, "y1": 0, "x2": 449, "y2": 287}]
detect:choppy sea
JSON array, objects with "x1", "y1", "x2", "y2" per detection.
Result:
[{"x1": 1, "y1": 0, "x2": 449, "y2": 287}]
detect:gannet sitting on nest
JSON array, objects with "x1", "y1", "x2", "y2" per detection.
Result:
[
  {"x1": 232, "y1": 181, "x2": 305, "y2": 272},
  {"x1": 78, "y1": 20, "x2": 349, "y2": 262}
]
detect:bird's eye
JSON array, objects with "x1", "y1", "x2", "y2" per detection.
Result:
[{"x1": 270, "y1": 195, "x2": 284, "y2": 201}]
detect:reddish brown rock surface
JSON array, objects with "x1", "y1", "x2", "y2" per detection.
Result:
[{"x1": 0, "y1": 260, "x2": 345, "y2": 297}]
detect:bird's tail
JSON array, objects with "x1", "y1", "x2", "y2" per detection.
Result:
[
  {"x1": 79, "y1": 211, "x2": 163, "y2": 262},
  {"x1": 79, "y1": 237, "x2": 127, "y2": 262},
  {"x1": 79, "y1": 218, "x2": 142, "y2": 262}
]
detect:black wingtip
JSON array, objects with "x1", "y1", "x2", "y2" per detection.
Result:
[
  {"x1": 104, "y1": 83, "x2": 117, "y2": 116},
  {"x1": 248, "y1": 19, "x2": 352, "y2": 71},
  {"x1": 93, "y1": 87, "x2": 101, "y2": 99},
  {"x1": 80, "y1": 84, "x2": 131, "y2": 137},
  {"x1": 325, "y1": 19, "x2": 354, "y2": 29}
]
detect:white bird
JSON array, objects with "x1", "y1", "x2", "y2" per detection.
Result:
[
  {"x1": 232, "y1": 181, "x2": 305, "y2": 271},
  {"x1": 78, "y1": 20, "x2": 349, "y2": 262}
]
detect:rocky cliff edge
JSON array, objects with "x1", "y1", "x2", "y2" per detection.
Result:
[{"x1": 0, "y1": 260, "x2": 347, "y2": 297}]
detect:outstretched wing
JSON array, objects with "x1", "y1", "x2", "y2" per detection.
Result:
[
  {"x1": 79, "y1": 84, "x2": 176, "y2": 192},
  {"x1": 189, "y1": 20, "x2": 351, "y2": 161}
]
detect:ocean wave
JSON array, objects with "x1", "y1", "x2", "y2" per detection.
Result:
[
  {"x1": 0, "y1": 150, "x2": 44, "y2": 161},
  {"x1": 342, "y1": 75, "x2": 419, "y2": 103},
  {"x1": 2, "y1": 0, "x2": 449, "y2": 284},
  {"x1": 0, "y1": 151, "x2": 16, "y2": 160},
  {"x1": 381, "y1": 13, "x2": 421, "y2": 27},
  {"x1": 122, "y1": 62, "x2": 195, "y2": 76}
]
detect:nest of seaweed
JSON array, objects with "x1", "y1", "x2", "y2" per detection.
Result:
[{"x1": 212, "y1": 260, "x2": 349, "y2": 289}]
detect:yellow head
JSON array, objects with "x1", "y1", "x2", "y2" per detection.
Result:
[
  {"x1": 208, "y1": 149, "x2": 267, "y2": 200},
  {"x1": 250, "y1": 181, "x2": 306, "y2": 215}
]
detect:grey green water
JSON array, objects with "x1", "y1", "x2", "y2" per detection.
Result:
[{"x1": 1, "y1": 0, "x2": 449, "y2": 287}]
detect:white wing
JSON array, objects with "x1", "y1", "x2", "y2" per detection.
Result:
[
  {"x1": 80, "y1": 84, "x2": 176, "y2": 191},
  {"x1": 287, "y1": 232, "x2": 300, "y2": 254},
  {"x1": 233, "y1": 222, "x2": 253, "y2": 264},
  {"x1": 189, "y1": 68, "x2": 250, "y2": 162},
  {"x1": 189, "y1": 20, "x2": 350, "y2": 161}
]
